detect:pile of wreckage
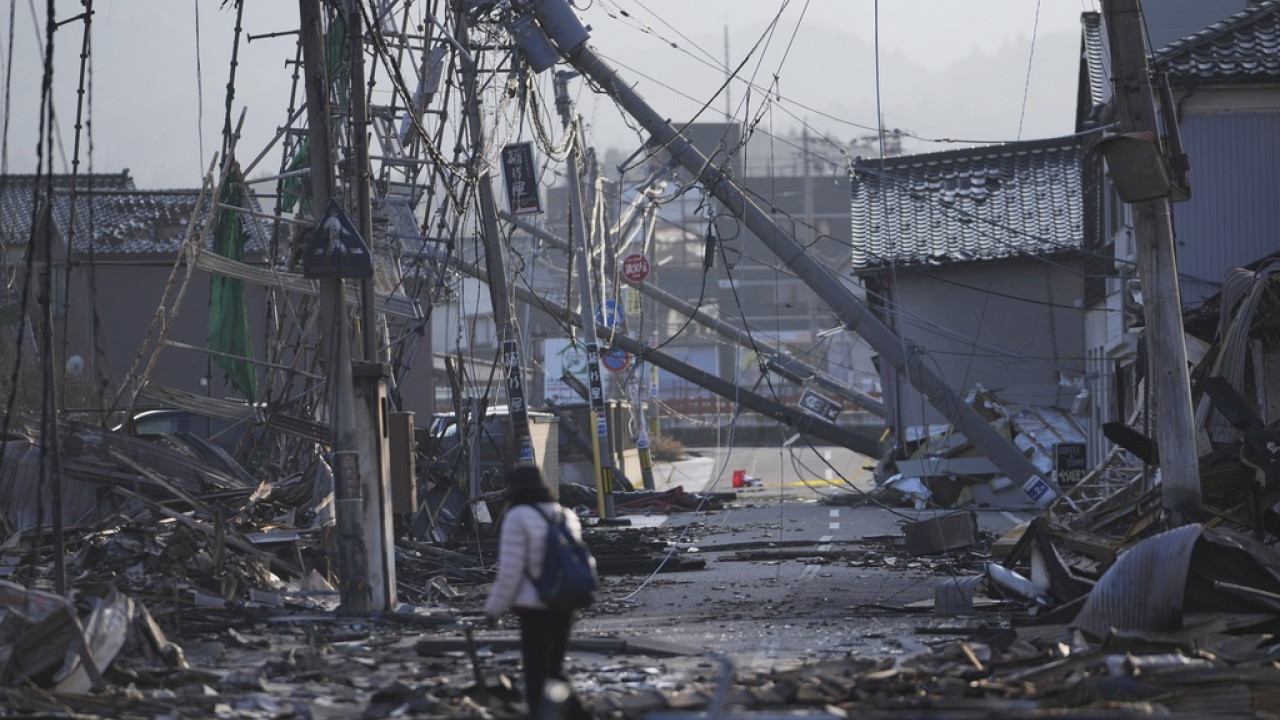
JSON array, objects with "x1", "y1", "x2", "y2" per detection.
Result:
[
  {"x1": 7, "y1": 270, "x2": 1280, "y2": 717},
  {"x1": 810, "y1": 262, "x2": 1280, "y2": 716},
  {"x1": 0, "y1": 410, "x2": 720, "y2": 715}
]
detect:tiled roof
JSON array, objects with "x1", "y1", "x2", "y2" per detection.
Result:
[
  {"x1": 1156, "y1": 0, "x2": 1280, "y2": 82},
  {"x1": 0, "y1": 172, "x2": 271, "y2": 255},
  {"x1": 850, "y1": 137, "x2": 1083, "y2": 271},
  {"x1": 1081, "y1": 13, "x2": 1109, "y2": 112}
]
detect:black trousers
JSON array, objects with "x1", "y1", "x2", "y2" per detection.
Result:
[{"x1": 516, "y1": 608, "x2": 590, "y2": 720}]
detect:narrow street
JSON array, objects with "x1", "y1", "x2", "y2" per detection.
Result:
[{"x1": 564, "y1": 444, "x2": 1031, "y2": 677}]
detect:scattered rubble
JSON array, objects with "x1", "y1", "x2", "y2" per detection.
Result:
[{"x1": 9, "y1": 267, "x2": 1280, "y2": 718}]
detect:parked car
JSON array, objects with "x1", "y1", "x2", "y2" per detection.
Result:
[{"x1": 423, "y1": 405, "x2": 554, "y2": 492}]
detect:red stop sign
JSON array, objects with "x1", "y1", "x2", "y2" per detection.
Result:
[{"x1": 622, "y1": 253, "x2": 651, "y2": 282}]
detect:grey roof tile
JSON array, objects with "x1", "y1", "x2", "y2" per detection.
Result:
[
  {"x1": 1082, "y1": 13, "x2": 1109, "y2": 111},
  {"x1": 1, "y1": 172, "x2": 271, "y2": 256},
  {"x1": 851, "y1": 137, "x2": 1083, "y2": 271},
  {"x1": 1156, "y1": 0, "x2": 1280, "y2": 82}
]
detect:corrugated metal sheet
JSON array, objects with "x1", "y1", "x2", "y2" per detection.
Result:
[
  {"x1": 1075, "y1": 524, "x2": 1280, "y2": 638},
  {"x1": 1074, "y1": 523, "x2": 1203, "y2": 638},
  {"x1": 1172, "y1": 113, "x2": 1280, "y2": 306}
]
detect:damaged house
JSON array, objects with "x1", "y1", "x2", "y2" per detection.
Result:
[
  {"x1": 850, "y1": 136, "x2": 1087, "y2": 506},
  {"x1": 1080, "y1": 1, "x2": 1280, "y2": 466},
  {"x1": 0, "y1": 171, "x2": 271, "y2": 410},
  {"x1": 851, "y1": 1, "x2": 1280, "y2": 510}
]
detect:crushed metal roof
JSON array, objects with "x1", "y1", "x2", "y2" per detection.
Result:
[
  {"x1": 1155, "y1": 0, "x2": 1280, "y2": 82},
  {"x1": 850, "y1": 137, "x2": 1083, "y2": 271},
  {"x1": 0, "y1": 171, "x2": 272, "y2": 256}
]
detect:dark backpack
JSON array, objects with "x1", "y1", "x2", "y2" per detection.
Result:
[{"x1": 528, "y1": 506, "x2": 598, "y2": 611}]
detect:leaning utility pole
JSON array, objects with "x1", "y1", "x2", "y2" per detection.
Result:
[
  {"x1": 1101, "y1": 0, "x2": 1202, "y2": 525},
  {"x1": 298, "y1": 0, "x2": 369, "y2": 612},
  {"x1": 555, "y1": 70, "x2": 616, "y2": 519},
  {"x1": 526, "y1": 0, "x2": 1056, "y2": 506},
  {"x1": 457, "y1": 6, "x2": 537, "y2": 467}
]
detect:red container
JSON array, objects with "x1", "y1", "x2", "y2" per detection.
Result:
[{"x1": 732, "y1": 469, "x2": 746, "y2": 488}]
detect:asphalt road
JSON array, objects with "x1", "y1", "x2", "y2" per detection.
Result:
[{"x1": 574, "y1": 445, "x2": 1033, "y2": 676}]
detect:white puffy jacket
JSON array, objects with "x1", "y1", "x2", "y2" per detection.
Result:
[{"x1": 483, "y1": 501, "x2": 584, "y2": 616}]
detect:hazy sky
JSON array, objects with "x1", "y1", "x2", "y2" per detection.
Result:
[{"x1": 1, "y1": 1, "x2": 1098, "y2": 189}]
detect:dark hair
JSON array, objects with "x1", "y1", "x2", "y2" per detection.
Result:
[{"x1": 506, "y1": 465, "x2": 553, "y2": 505}]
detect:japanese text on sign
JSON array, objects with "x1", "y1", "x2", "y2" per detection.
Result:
[{"x1": 501, "y1": 142, "x2": 542, "y2": 215}]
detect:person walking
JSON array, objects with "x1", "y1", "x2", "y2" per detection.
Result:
[{"x1": 483, "y1": 466, "x2": 592, "y2": 720}]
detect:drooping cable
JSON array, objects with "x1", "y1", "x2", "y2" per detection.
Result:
[
  {"x1": 1, "y1": 0, "x2": 15, "y2": 171},
  {"x1": 1017, "y1": 0, "x2": 1043, "y2": 141},
  {"x1": 194, "y1": 0, "x2": 205, "y2": 170}
]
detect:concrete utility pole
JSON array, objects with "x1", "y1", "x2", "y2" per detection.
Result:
[
  {"x1": 345, "y1": 0, "x2": 397, "y2": 611},
  {"x1": 298, "y1": 0, "x2": 368, "y2": 612},
  {"x1": 457, "y1": 6, "x2": 537, "y2": 468},
  {"x1": 349, "y1": 0, "x2": 378, "y2": 364},
  {"x1": 555, "y1": 70, "x2": 616, "y2": 519},
  {"x1": 527, "y1": 0, "x2": 1056, "y2": 506},
  {"x1": 1101, "y1": 0, "x2": 1202, "y2": 524}
]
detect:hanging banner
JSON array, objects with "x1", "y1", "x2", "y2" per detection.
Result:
[{"x1": 501, "y1": 141, "x2": 542, "y2": 215}]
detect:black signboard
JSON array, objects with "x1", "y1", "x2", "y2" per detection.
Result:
[
  {"x1": 1055, "y1": 443, "x2": 1087, "y2": 487},
  {"x1": 502, "y1": 339, "x2": 534, "y2": 462},
  {"x1": 304, "y1": 197, "x2": 373, "y2": 279},
  {"x1": 501, "y1": 142, "x2": 542, "y2": 215},
  {"x1": 799, "y1": 388, "x2": 841, "y2": 423}
]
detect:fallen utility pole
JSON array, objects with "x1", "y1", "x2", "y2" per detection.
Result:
[
  {"x1": 500, "y1": 211, "x2": 886, "y2": 417},
  {"x1": 528, "y1": 0, "x2": 1055, "y2": 505},
  {"x1": 413, "y1": 247, "x2": 882, "y2": 457},
  {"x1": 1100, "y1": 0, "x2": 1202, "y2": 525}
]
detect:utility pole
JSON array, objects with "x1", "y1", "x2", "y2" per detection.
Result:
[
  {"x1": 345, "y1": 0, "x2": 397, "y2": 611},
  {"x1": 530, "y1": 0, "x2": 1057, "y2": 506},
  {"x1": 1100, "y1": 0, "x2": 1202, "y2": 525},
  {"x1": 457, "y1": 6, "x2": 537, "y2": 468},
  {"x1": 298, "y1": 0, "x2": 369, "y2": 613},
  {"x1": 556, "y1": 69, "x2": 616, "y2": 519},
  {"x1": 349, "y1": 0, "x2": 377, "y2": 364}
]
